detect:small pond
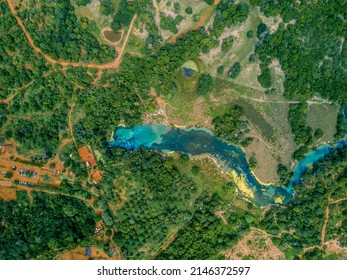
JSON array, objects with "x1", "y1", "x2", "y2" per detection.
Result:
[
  {"x1": 103, "y1": 30, "x2": 122, "y2": 43},
  {"x1": 182, "y1": 60, "x2": 198, "y2": 78}
]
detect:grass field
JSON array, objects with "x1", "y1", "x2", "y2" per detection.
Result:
[{"x1": 306, "y1": 103, "x2": 338, "y2": 145}]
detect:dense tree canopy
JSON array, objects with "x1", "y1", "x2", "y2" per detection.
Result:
[
  {"x1": 261, "y1": 146, "x2": 347, "y2": 259},
  {"x1": 0, "y1": 0, "x2": 345, "y2": 261},
  {"x1": 197, "y1": 73, "x2": 214, "y2": 96},
  {"x1": 288, "y1": 103, "x2": 312, "y2": 146},
  {"x1": 212, "y1": 105, "x2": 252, "y2": 146},
  {"x1": 253, "y1": 0, "x2": 346, "y2": 102},
  {"x1": 0, "y1": 192, "x2": 96, "y2": 259}
]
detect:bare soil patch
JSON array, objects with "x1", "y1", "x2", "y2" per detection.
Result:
[
  {"x1": 223, "y1": 228, "x2": 284, "y2": 260},
  {"x1": 0, "y1": 144, "x2": 62, "y2": 187},
  {"x1": 133, "y1": 26, "x2": 149, "y2": 40},
  {"x1": 57, "y1": 246, "x2": 120, "y2": 260},
  {"x1": 78, "y1": 145, "x2": 97, "y2": 168},
  {"x1": 215, "y1": 211, "x2": 228, "y2": 225},
  {"x1": 324, "y1": 240, "x2": 347, "y2": 256},
  {"x1": 259, "y1": 11, "x2": 283, "y2": 34},
  {"x1": 0, "y1": 187, "x2": 17, "y2": 201},
  {"x1": 170, "y1": 0, "x2": 219, "y2": 43}
]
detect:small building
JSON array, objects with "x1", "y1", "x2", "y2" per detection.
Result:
[
  {"x1": 86, "y1": 246, "x2": 91, "y2": 257},
  {"x1": 78, "y1": 145, "x2": 97, "y2": 168},
  {"x1": 92, "y1": 170, "x2": 103, "y2": 185}
]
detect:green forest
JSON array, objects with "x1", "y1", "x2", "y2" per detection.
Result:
[
  {"x1": 0, "y1": 192, "x2": 96, "y2": 259},
  {"x1": 0, "y1": 0, "x2": 346, "y2": 261}
]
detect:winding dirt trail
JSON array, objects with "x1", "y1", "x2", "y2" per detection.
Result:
[
  {"x1": 0, "y1": 183, "x2": 93, "y2": 205},
  {"x1": 114, "y1": 14, "x2": 137, "y2": 69},
  {"x1": 0, "y1": 79, "x2": 35, "y2": 94},
  {"x1": 329, "y1": 197, "x2": 347, "y2": 205},
  {"x1": 0, "y1": 93, "x2": 19, "y2": 104},
  {"x1": 215, "y1": 210, "x2": 228, "y2": 225},
  {"x1": 6, "y1": 0, "x2": 136, "y2": 70},
  {"x1": 301, "y1": 194, "x2": 345, "y2": 255},
  {"x1": 152, "y1": 0, "x2": 161, "y2": 35},
  {"x1": 238, "y1": 94, "x2": 332, "y2": 105}
]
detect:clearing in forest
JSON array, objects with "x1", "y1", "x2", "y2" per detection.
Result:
[{"x1": 223, "y1": 228, "x2": 285, "y2": 260}]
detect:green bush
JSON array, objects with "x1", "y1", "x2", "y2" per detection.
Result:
[{"x1": 228, "y1": 62, "x2": 241, "y2": 79}]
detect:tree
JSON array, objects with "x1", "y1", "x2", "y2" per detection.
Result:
[
  {"x1": 246, "y1": 30, "x2": 254, "y2": 38},
  {"x1": 314, "y1": 128, "x2": 324, "y2": 139},
  {"x1": 0, "y1": 192, "x2": 96, "y2": 259},
  {"x1": 288, "y1": 104, "x2": 313, "y2": 146},
  {"x1": 185, "y1": 6, "x2": 193, "y2": 14},
  {"x1": 292, "y1": 146, "x2": 308, "y2": 161},
  {"x1": 191, "y1": 165, "x2": 200, "y2": 175},
  {"x1": 204, "y1": 0, "x2": 214, "y2": 5},
  {"x1": 249, "y1": 155, "x2": 257, "y2": 170},
  {"x1": 100, "y1": 0, "x2": 115, "y2": 16},
  {"x1": 257, "y1": 68, "x2": 272, "y2": 88},
  {"x1": 111, "y1": 21, "x2": 121, "y2": 32},
  {"x1": 75, "y1": 0, "x2": 91, "y2": 5},
  {"x1": 217, "y1": 65, "x2": 225, "y2": 74},
  {"x1": 221, "y1": 36, "x2": 234, "y2": 52},
  {"x1": 197, "y1": 73, "x2": 214, "y2": 96},
  {"x1": 212, "y1": 105, "x2": 251, "y2": 145},
  {"x1": 228, "y1": 62, "x2": 241, "y2": 79}
]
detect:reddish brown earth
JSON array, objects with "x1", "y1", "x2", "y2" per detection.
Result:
[
  {"x1": 56, "y1": 246, "x2": 121, "y2": 260},
  {"x1": 170, "y1": 0, "x2": 220, "y2": 43},
  {"x1": 0, "y1": 187, "x2": 17, "y2": 201}
]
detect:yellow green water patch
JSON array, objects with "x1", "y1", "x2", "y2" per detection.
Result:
[
  {"x1": 230, "y1": 170, "x2": 254, "y2": 199},
  {"x1": 274, "y1": 196, "x2": 285, "y2": 204}
]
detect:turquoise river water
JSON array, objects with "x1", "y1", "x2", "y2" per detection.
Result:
[{"x1": 109, "y1": 121, "x2": 346, "y2": 206}]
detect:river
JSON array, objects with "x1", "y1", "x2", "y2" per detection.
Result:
[{"x1": 109, "y1": 122, "x2": 346, "y2": 207}]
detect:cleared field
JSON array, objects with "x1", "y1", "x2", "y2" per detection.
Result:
[
  {"x1": 306, "y1": 103, "x2": 338, "y2": 145},
  {"x1": 0, "y1": 142, "x2": 66, "y2": 188},
  {"x1": 0, "y1": 187, "x2": 17, "y2": 201},
  {"x1": 243, "y1": 130, "x2": 279, "y2": 183},
  {"x1": 203, "y1": 1, "x2": 262, "y2": 90},
  {"x1": 223, "y1": 228, "x2": 285, "y2": 260},
  {"x1": 269, "y1": 59, "x2": 285, "y2": 95},
  {"x1": 163, "y1": 68, "x2": 214, "y2": 128},
  {"x1": 56, "y1": 246, "x2": 120, "y2": 260},
  {"x1": 212, "y1": 78, "x2": 297, "y2": 181}
]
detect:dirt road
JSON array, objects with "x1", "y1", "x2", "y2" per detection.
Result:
[
  {"x1": 6, "y1": 0, "x2": 136, "y2": 70},
  {"x1": 170, "y1": 0, "x2": 220, "y2": 43}
]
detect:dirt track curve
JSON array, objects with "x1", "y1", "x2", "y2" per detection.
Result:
[{"x1": 6, "y1": 0, "x2": 136, "y2": 70}]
